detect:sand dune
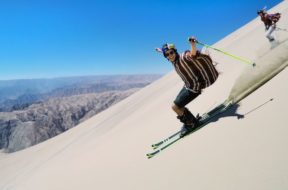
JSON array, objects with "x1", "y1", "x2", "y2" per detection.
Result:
[{"x1": 0, "y1": 1, "x2": 288, "y2": 190}]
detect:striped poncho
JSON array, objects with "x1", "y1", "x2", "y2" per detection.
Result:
[{"x1": 172, "y1": 50, "x2": 218, "y2": 92}]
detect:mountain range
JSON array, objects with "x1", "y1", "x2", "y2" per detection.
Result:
[{"x1": 0, "y1": 74, "x2": 161, "y2": 152}]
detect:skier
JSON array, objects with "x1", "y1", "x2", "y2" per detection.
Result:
[
  {"x1": 257, "y1": 9, "x2": 281, "y2": 42},
  {"x1": 156, "y1": 37, "x2": 219, "y2": 137}
]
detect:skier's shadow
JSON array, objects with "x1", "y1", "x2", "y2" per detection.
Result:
[
  {"x1": 191, "y1": 103, "x2": 244, "y2": 133},
  {"x1": 207, "y1": 103, "x2": 244, "y2": 123},
  {"x1": 192, "y1": 98, "x2": 273, "y2": 133}
]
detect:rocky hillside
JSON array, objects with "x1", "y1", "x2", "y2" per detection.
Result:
[
  {"x1": 0, "y1": 74, "x2": 162, "y2": 112},
  {"x1": 0, "y1": 89, "x2": 138, "y2": 153},
  {"x1": 0, "y1": 82, "x2": 152, "y2": 112}
]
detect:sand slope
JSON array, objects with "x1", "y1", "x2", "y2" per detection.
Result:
[{"x1": 1, "y1": 1, "x2": 288, "y2": 190}]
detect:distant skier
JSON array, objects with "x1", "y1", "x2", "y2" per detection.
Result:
[
  {"x1": 156, "y1": 37, "x2": 219, "y2": 137},
  {"x1": 257, "y1": 9, "x2": 281, "y2": 42}
]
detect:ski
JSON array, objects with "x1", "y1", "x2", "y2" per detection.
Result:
[
  {"x1": 151, "y1": 114, "x2": 202, "y2": 150},
  {"x1": 151, "y1": 101, "x2": 229, "y2": 149},
  {"x1": 147, "y1": 101, "x2": 233, "y2": 159},
  {"x1": 147, "y1": 135, "x2": 182, "y2": 159},
  {"x1": 151, "y1": 131, "x2": 181, "y2": 150}
]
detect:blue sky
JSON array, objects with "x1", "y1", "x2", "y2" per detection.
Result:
[{"x1": 0, "y1": 0, "x2": 283, "y2": 80}]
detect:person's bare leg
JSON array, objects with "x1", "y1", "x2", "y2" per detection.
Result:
[{"x1": 172, "y1": 103, "x2": 185, "y2": 116}]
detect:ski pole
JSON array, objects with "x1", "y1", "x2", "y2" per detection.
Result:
[
  {"x1": 196, "y1": 41, "x2": 256, "y2": 67},
  {"x1": 276, "y1": 27, "x2": 288, "y2": 32}
]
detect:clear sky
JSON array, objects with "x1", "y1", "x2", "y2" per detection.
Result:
[{"x1": 0, "y1": 0, "x2": 283, "y2": 80}]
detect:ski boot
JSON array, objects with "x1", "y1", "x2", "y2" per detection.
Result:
[
  {"x1": 177, "y1": 108, "x2": 199, "y2": 138},
  {"x1": 179, "y1": 124, "x2": 195, "y2": 138}
]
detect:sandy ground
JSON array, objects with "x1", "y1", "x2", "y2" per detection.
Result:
[{"x1": 1, "y1": 1, "x2": 288, "y2": 190}]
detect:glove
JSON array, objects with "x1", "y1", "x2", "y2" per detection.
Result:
[{"x1": 188, "y1": 36, "x2": 198, "y2": 43}]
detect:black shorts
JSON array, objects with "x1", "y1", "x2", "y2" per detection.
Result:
[{"x1": 174, "y1": 87, "x2": 201, "y2": 108}]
